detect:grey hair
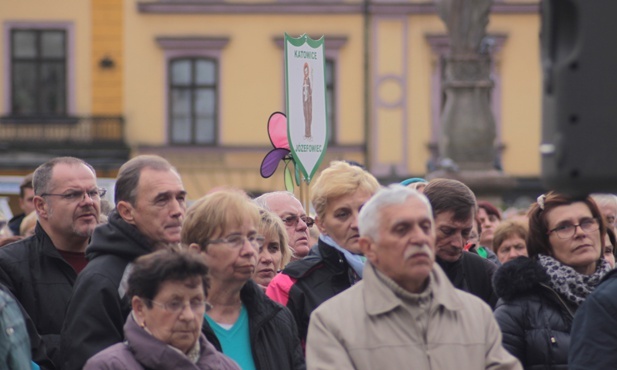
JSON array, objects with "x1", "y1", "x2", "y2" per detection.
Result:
[
  {"x1": 253, "y1": 191, "x2": 298, "y2": 211},
  {"x1": 591, "y1": 193, "x2": 617, "y2": 210},
  {"x1": 359, "y1": 184, "x2": 433, "y2": 241},
  {"x1": 33, "y1": 157, "x2": 96, "y2": 195},
  {"x1": 115, "y1": 155, "x2": 176, "y2": 205}
]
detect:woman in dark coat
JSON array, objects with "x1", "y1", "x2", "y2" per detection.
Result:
[
  {"x1": 183, "y1": 190, "x2": 305, "y2": 370},
  {"x1": 493, "y1": 192, "x2": 611, "y2": 369}
]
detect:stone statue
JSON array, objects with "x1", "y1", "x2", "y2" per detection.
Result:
[{"x1": 436, "y1": 0, "x2": 496, "y2": 171}]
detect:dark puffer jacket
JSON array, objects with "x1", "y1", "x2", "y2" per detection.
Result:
[
  {"x1": 493, "y1": 257, "x2": 576, "y2": 370},
  {"x1": 203, "y1": 280, "x2": 305, "y2": 370},
  {"x1": 265, "y1": 239, "x2": 358, "y2": 344}
]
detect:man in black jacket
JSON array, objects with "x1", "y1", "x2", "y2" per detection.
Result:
[
  {"x1": 59, "y1": 154, "x2": 187, "y2": 370},
  {"x1": 423, "y1": 178, "x2": 498, "y2": 308},
  {"x1": 0, "y1": 157, "x2": 102, "y2": 368}
]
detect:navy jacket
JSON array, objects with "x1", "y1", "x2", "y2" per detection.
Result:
[{"x1": 569, "y1": 269, "x2": 617, "y2": 369}]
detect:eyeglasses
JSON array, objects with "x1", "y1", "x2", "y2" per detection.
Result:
[
  {"x1": 207, "y1": 234, "x2": 265, "y2": 249},
  {"x1": 547, "y1": 217, "x2": 600, "y2": 239},
  {"x1": 40, "y1": 188, "x2": 107, "y2": 202},
  {"x1": 281, "y1": 214, "x2": 314, "y2": 228},
  {"x1": 149, "y1": 299, "x2": 212, "y2": 314}
]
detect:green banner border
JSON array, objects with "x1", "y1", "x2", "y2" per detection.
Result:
[{"x1": 284, "y1": 33, "x2": 329, "y2": 183}]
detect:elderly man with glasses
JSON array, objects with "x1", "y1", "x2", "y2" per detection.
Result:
[
  {"x1": 0, "y1": 156, "x2": 103, "y2": 368},
  {"x1": 254, "y1": 191, "x2": 314, "y2": 261}
]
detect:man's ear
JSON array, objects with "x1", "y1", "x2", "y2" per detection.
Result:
[
  {"x1": 33, "y1": 196, "x2": 48, "y2": 220},
  {"x1": 117, "y1": 201, "x2": 135, "y2": 224},
  {"x1": 359, "y1": 236, "x2": 377, "y2": 264},
  {"x1": 315, "y1": 215, "x2": 328, "y2": 235}
]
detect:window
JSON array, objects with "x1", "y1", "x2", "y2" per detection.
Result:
[
  {"x1": 168, "y1": 58, "x2": 218, "y2": 145},
  {"x1": 10, "y1": 29, "x2": 67, "y2": 117}
]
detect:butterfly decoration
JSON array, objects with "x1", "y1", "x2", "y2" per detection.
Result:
[{"x1": 260, "y1": 112, "x2": 300, "y2": 192}]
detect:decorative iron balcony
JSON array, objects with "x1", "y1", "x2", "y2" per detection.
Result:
[{"x1": 0, "y1": 115, "x2": 126, "y2": 149}]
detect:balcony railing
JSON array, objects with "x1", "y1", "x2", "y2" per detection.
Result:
[{"x1": 0, "y1": 115, "x2": 125, "y2": 148}]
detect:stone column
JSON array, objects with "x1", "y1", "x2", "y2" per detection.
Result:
[{"x1": 428, "y1": 0, "x2": 514, "y2": 198}]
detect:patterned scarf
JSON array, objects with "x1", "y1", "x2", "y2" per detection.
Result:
[{"x1": 538, "y1": 254, "x2": 612, "y2": 306}]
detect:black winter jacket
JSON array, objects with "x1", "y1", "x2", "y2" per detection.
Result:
[
  {"x1": 266, "y1": 239, "x2": 358, "y2": 344},
  {"x1": 493, "y1": 257, "x2": 576, "y2": 370},
  {"x1": 569, "y1": 269, "x2": 617, "y2": 369},
  {"x1": 59, "y1": 210, "x2": 155, "y2": 370},
  {"x1": 437, "y1": 251, "x2": 498, "y2": 308},
  {"x1": 0, "y1": 223, "x2": 77, "y2": 368},
  {"x1": 203, "y1": 279, "x2": 305, "y2": 370}
]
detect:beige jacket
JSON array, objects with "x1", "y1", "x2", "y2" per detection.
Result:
[{"x1": 306, "y1": 263, "x2": 521, "y2": 370}]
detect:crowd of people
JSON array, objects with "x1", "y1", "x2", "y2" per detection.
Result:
[{"x1": 0, "y1": 154, "x2": 615, "y2": 369}]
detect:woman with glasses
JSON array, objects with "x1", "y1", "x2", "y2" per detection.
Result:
[
  {"x1": 266, "y1": 161, "x2": 380, "y2": 346},
  {"x1": 84, "y1": 250, "x2": 239, "y2": 370},
  {"x1": 493, "y1": 191, "x2": 611, "y2": 369},
  {"x1": 183, "y1": 190, "x2": 305, "y2": 370}
]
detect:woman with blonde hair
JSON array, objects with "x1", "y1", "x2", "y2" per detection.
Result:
[
  {"x1": 183, "y1": 190, "x2": 304, "y2": 370},
  {"x1": 253, "y1": 210, "x2": 291, "y2": 289},
  {"x1": 266, "y1": 161, "x2": 380, "y2": 345}
]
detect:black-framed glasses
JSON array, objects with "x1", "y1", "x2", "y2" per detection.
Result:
[
  {"x1": 547, "y1": 217, "x2": 600, "y2": 239},
  {"x1": 207, "y1": 234, "x2": 265, "y2": 249},
  {"x1": 149, "y1": 299, "x2": 212, "y2": 314},
  {"x1": 281, "y1": 214, "x2": 314, "y2": 228},
  {"x1": 40, "y1": 188, "x2": 107, "y2": 203}
]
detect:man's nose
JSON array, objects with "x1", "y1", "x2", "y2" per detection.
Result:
[
  {"x1": 296, "y1": 217, "x2": 308, "y2": 230},
  {"x1": 451, "y1": 233, "x2": 464, "y2": 248},
  {"x1": 169, "y1": 199, "x2": 185, "y2": 217}
]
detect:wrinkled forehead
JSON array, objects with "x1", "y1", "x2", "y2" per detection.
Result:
[
  {"x1": 381, "y1": 196, "x2": 433, "y2": 224},
  {"x1": 267, "y1": 194, "x2": 305, "y2": 216},
  {"x1": 600, "y1": 203, "x2": 617, "y2": 217}
]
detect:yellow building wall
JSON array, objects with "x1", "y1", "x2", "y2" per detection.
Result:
[
  {"x1": 123, "y1": 6, "x2": 364, "y2": 147},
  {"x1": 490, "y1": 14, "x2": 542, "y2": 177},
  {"x1": 406, "y1": 14, "x2": 446, "y2": 176},
  {"x1": 0, "y1": 0, "x2": 92, "y2": 115},
  {"x1": 92, "y1": 0, "x2": 123, "y2": 114}
]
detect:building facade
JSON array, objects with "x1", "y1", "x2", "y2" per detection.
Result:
[{"x1": 0, "y1": 0, "x2": 541, "y2": 211}]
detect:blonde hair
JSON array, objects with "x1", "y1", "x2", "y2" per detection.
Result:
[
  {"x1": 310, "y1": 161, "x2": 380, "y2": 220},
  {"x1": 258, "y1": 210, "x2": 292, "y2": 268},
  {"x1": 20, "y1": 212, "x2": 37, "y2": 236},
  {"x1": 181, "y1": 189, "x2": 260, "y2": 249}
]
